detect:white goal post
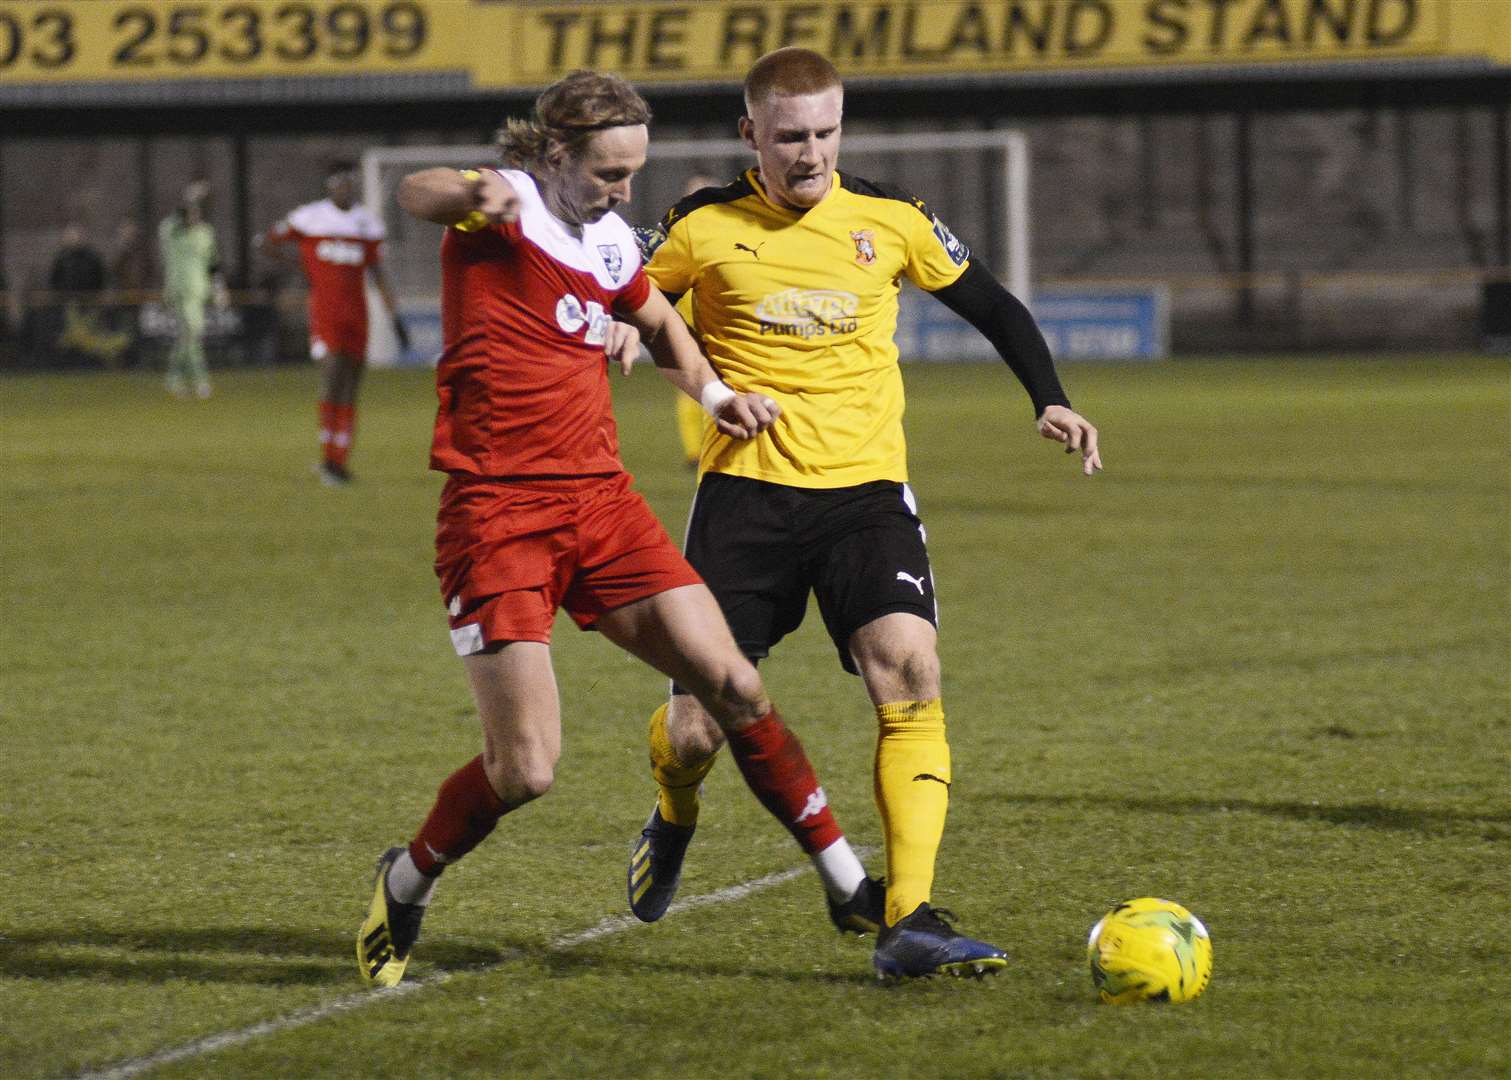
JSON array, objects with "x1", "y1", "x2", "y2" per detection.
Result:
[{"x1": 361, "y1": 130, "x2": 1030, "y2": 366}]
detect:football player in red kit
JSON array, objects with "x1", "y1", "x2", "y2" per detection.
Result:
[
  {"x1": 266, "y1": 162, "x2": 408, "y2": 484},
  {"x1": 355, "y1": 70, "x2": 874, "y2": 988}
]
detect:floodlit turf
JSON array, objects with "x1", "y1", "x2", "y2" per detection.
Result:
[{"x1": 2, "y1": 356, "x2": 1507, "y2": 1079}]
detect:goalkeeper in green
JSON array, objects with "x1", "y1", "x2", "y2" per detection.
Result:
[{"x1": 158, "y1": 180, "x2": 226, "y2": 399}]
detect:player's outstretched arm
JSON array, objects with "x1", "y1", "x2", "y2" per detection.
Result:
[
  {"x1": 398, "y1": 168, "x2": 519, "y2": 227},
  {"x1": 929, "y1": 260, "x2": 1102, "y2": 475},
  {"x1": 625, "y1": 288, "x2": 779, "y2": 439}
]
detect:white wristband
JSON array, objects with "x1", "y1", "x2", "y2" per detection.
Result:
[{"x1": 699, "y1": 380, "x2": 737, "y2": 417}]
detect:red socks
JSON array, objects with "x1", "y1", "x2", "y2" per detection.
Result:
[
  {"x1": 319, "y1": 401, "x2": 356, "y2": 466},
  {"x1": 408, "y1": 755, "x2": 509, "y2": 876},
  {"x1": 726, "y1": 710, "x2": 844, "y2": 855},
  {"x1": 407, "y1": 713, "x2": 842, "y2": 879}
]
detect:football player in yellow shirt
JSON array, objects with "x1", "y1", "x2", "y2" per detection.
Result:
[{"x1": 627, "y1": 47, "x2": 1100, "y2": 981}]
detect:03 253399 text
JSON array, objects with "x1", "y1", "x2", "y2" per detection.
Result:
[{"x1": 0, "y1": 0, "x2": 429, "y2": 80}]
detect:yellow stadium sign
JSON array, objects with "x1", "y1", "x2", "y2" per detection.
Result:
[
  {"x1": 0, "y1": 0, "x2": 474, "y2": 81},
  {"x1": 505, "y1": 0, "x2": 1511, "y2": 82},
  {"x1": 1, "y1": 0, "x2": 1507, "y2": 90}
]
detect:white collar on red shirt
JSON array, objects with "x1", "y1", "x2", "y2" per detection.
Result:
[
  {"x1": 500, "y1": 169, "x2": 639, "y2": 290},
  {"x1": 287, "y1": 198, "x2": 385, "y2": 240}
]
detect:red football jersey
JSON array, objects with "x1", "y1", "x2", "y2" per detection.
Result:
[
  {"x1": 430, "y1": 169, "x2": 651, "y2": 478},
  {"x1": 271, "y1": 198, "x2": 385, "y2": 358}
]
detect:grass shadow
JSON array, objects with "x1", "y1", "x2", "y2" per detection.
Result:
[
  {"x1": 0, "y1": 925, "x2": 505, "y2": 986},
  {"x1": 0, "y1": 922, "x2": 883, "y2": 990},
  {"x1": 1086, "y1": 633, "x2": 1492, "y2": 690},
  {"x1": 994, "y1": 792, "x2": 1511, "y2": 836},
  {"x1": 532, "y1": 944, "x2": 880, "y2": 989}
]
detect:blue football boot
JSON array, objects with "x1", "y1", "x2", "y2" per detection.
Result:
[{"x1": 872, "y1": 903, "x2": 1008, "y2": 981}]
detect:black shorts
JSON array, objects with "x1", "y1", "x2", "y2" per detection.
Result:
[{"x1": 678, "y1": 472, "x2": 936, "y2": 681}]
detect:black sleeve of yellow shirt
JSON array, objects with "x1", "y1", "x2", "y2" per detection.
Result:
[{"x1": 929, "y1": 261, "x2": 1071, "y2": 419}]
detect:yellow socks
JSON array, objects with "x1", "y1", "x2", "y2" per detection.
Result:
[
  {"x1": 874, "y1": 699, "x2": 951, "y2": 927},
  {"x1": 649, "y1": 702, "x2": 716, "y2": 826}
]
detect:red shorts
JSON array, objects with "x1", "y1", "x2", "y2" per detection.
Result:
[
  {"x1": 434, "y1": 472, "x2": 702, "y2": 654},
  {"x1": 310, "y1": 320, "x2": 367, "y2": 363}
]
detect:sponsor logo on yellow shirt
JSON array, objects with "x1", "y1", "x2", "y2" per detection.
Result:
[{"x1": 754, "y1": 289, "x2": 859, "y2": 339}]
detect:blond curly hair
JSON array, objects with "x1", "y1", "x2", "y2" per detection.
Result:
[{"x1": 496, "y1": 70, "x2": 652, "y2": 170}]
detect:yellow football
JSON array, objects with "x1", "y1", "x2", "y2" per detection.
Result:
[{"x1": 1087, "y1": 897, "x2": 1213, "y2": 1004}]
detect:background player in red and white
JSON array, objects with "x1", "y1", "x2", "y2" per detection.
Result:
[
  {"x1": 265, "y1": 161, "x2": 408, "y2": 485},
  {"x1": 355, "y1": 70, "x2": 875, "y2": 988}
]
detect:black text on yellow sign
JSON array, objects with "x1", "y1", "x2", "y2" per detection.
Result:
[
  {"x1": 1, "y1": 0, "x2": 1506, "y2": 88},
  {"x1": 510, "y1": 0, "x2": 1506, "y2": 82},
  {"x1": 0, "y1": 0, "x2": 464, "y2": 81}
]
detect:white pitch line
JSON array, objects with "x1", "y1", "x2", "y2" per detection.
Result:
[{"x1": 72, "y1": 860, "x2": 828, "y2": 1080}]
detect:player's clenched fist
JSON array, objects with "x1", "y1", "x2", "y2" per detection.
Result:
[
  {"x1": 603, "y1": 321, "x2": 642, "y2": 375},
  {"x1": 469, "y1": 169, "x2": 520, "y2": 226},
  {"x1": 714, "y1": 393, "x2": 781, "y2": 439}
]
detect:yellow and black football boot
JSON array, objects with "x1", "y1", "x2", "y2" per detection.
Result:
[
  {"x1": 357, "y1": 846, "x2": 427, "y2": 988},
  {"x1": 827, "y1": 876, "x2": 887, "y2": 936},
  {"x1": 627, "y1": 807, "x2": 696, "y2": 922}
]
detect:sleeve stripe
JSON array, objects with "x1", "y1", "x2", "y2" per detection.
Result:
[
  {"x1": 660, "y1": 172, "x2": 757, "y2": 232},
  {"x1": 836, "y1": 172, "x2": 934, "y2": 222}
]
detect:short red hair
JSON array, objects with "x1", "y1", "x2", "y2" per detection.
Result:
[{"x1": 743, "y1": 48, "x2": 842, "y2": 112}]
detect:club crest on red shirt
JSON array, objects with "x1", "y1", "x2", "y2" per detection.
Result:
[{"x1": 598, "y1": 243, "x2": 623, "y2": 282}]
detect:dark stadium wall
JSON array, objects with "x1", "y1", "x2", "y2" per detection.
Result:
[{"x1": 1, "y1": 72, "x2": 1507, "y2": 357}]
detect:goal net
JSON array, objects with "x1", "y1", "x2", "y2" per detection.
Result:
[{"x1": 360, "y1": 130, "x2": 1029, "y2": 366}]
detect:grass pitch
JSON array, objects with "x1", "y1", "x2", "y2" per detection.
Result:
[{"x1": 2, "y1": 356, "x2": 1507, "y2": 1079}]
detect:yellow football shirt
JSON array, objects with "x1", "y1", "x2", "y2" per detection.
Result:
[{"x1": 646, "y1": 169, "x2": 971, "y2": 489}]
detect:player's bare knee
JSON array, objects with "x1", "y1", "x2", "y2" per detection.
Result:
[
  {"x1": 668, "y1": 693, "x2": 725, "y2": 761},
  {"x1": 903, "y1": 647, "x2": 941, "y2": 696},
  {"x1": 482, "y1": 748, "x2": 556, "y2": 804},
  {"x1": 504, "y1": 765, "x2": 556, "y2": 804},
  {"x1": 715, "y1": 670, "x2": 771, "y2": 731},
  {"x1": 726, "y1": 658, "x2": 767, "y2": 711},
  {"x1": 856, "y1": 640, "x2": 941, "y2": 700},
  {"x1": 683, "y1": 653, "x2": 768, "y2": 732}
]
